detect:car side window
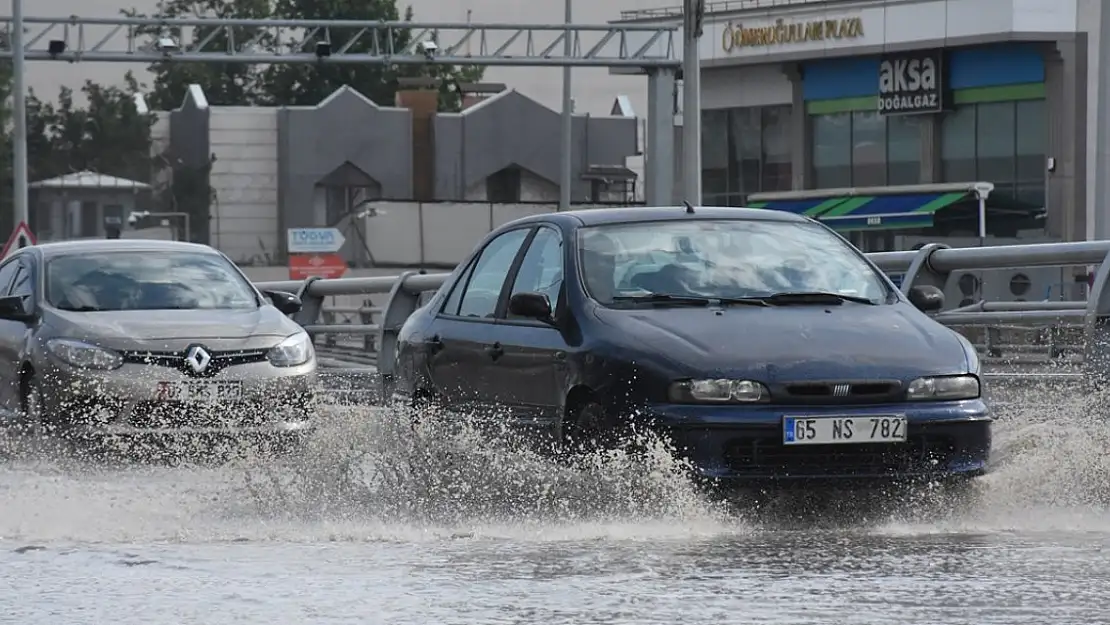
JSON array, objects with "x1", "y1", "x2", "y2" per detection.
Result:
[
  {"x1": 440, "y1": 259, "x2": 477, "y2": 316},
  {"x1": 507, "y1": 227, "x2": 563, "y2": 318},
  {"x1": 9, "y1": 264, "x2": 32, "y2": 298},
  {"x1": 0, "y1": 260, "x2": 19, "y2": 295},
  {"x1": 456, "y1": 228, "x2": 531, "y2": 319}
]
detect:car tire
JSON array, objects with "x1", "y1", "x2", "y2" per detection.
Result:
[
  {"x1": 18, "y1": 373, "x2": 48, "y2": 438},
  {"x1": 18, "y1": 373, "x2": 80, "y2": 457},
  {"x1": 564, "y1": 400, "x2": 624, "y2": 453}
]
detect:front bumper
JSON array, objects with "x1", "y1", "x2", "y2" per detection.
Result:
[
  {"x1": 644, "y1": 399, "x2": 991, "y2": 482},
  {"x1": 38, "y1": 357, "x2": 319, "y2": 437}
]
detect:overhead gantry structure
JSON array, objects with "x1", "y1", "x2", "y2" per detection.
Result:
[{"x1": 0, "y1": 15, "x2": 684, "y2": 213}]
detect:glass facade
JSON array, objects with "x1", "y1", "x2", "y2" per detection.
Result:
[
  {"x1": 701, "y1": 105, "x2": 794, "y2": 205},
  {"x1": 810, "y1": 112, "x2": 924, "y2": 188},
  {"x1": 940, "y1": 99, "x2": 1046, "y2": 207}
]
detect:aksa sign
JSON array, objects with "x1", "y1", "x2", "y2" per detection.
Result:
[{"x1": 878, "y1": 50, "x2": 944, "y2": 115}]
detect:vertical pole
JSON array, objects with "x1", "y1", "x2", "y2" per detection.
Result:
[
  {"x1": 1095, "y1": 0, "x2": 1110, "y2": 241},
  {"x1": 558, "y1": 0, "x2": 573, "y2": 211},
  {"x1": 11, "y1": 0, "x2": 29, "y2": 227},
  {"x1": 644, "y1": 68, "x2": 675, "y2": 205},
  {"x1": 682, "y1": 0, "x2": 703, "y2": 205},
  {"x1": 977, "y1": 195, "x2": 987, "y2": 244}
]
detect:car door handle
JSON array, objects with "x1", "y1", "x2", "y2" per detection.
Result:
[
  {"x1": 484, "y1": 342, "x2": 504, "y2": 359},
  {"x1": 427, "y1": 335, "x2": 444, "y2": 353}
]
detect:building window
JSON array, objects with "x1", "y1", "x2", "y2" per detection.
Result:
[
  {"x1": 487, "y1": 167, "x2": 522, "y2": 203},
  {"x1": 702, "y1": 109, "x2": 730, "y2": 199},
  {"x1": 762, "y1": 106, "x2": 792, "y2": 191},
  {"x1": 812, "y1": 113, "x2": 851, "y2": 188},
  {"x1": 887, "y1": 115, "x2": 924, "y2": 185},
  {"x1": 940, "y1": 99, "x2": 1045, "y2": 205},
  {"x1": 701, "y1": 105, "x2": 794, "y2": 205},
  {"x1": 811, "y1": 111, "x2": 923, "y2": 189}
]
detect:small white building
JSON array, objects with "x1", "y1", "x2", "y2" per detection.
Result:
[{"x1": 29, "y1": 171, "x2": 152, "y2": 241}]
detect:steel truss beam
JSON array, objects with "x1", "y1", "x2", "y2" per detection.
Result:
[{"x1": 0, "y1": 16, "x2": 679, "y2": 68}]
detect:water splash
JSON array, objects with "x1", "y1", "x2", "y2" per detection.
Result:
[
  {"x1": 2, "y1": 380, "x2": 1110, "y2": 543},
  {"x1": 238, "y1": 402, "x2": 726, "y2": 528}
]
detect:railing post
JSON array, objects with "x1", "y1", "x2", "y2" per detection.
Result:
[
  {"x1": 377, "y1": 271, "x2": 422, "y2": 382},
  {"x1": 293, "y1": 276, "x2": 324, "y2": 329},
  {"x1": 361, "y1": 298, "x2": 376, "y2": 352},
  {"x1": 322, "y1": 307, "x2": 338, "y2": 347},
  {"x1": 1083, "y1": 249, "x2": 1110, "y2": 399},
  {"x1": 899, "y1": 243, "x2": 951, "y2": 302}
]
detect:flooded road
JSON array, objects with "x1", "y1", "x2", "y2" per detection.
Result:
[{"x1": 1, "y1": 382, "x2": 1108, "y2": 625}]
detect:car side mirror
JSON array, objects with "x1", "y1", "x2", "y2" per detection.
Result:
[
  {"x1": 508, "y1": 292, "x2": 553, "y2": 321},
  {"x1": 907, "y1": 285, "x2": 944, "y2": 312},
  {"x1": 0, "y1": 295, "x2": 32, "y2": 321},
  {"x1": 264, "y1": 290, "x2": 302, "y2": 315}
]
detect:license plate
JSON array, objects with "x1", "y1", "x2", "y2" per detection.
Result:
[
  {"x1": 783, "y1": 415, "x2": 907, "y2": 445},
  {"x1": 156, "y1": 381, "x2": 243, "y2": 403}
]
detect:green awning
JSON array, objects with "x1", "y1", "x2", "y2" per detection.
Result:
[{"x1": 752, "y1": 191, "x2": 971, "y2": 231}]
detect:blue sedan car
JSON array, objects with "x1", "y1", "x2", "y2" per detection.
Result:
[{"x1": 393, "y1": 206, "x2": 990, "y2": 485}]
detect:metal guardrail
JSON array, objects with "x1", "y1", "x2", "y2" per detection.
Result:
[{"x1": 256, "y1": 240, "x2": 1110, "y2": 384}]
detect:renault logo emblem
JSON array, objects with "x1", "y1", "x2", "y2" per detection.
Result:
[{"x1": 185, "y1": 345, "x2": 212, "y2": 374}]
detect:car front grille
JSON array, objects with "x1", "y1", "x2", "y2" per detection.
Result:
[
  {"x1": 721, "y1": 433, "x2": 957, "y2": 477},
  {"x1": 120, "y1": 349, "x2": 270, "y2": 377},
  {"x1": 772, "y1": 381, "x2": 903, "y2": 405}
]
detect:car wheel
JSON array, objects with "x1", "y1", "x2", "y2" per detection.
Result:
[
  {"x1": 19, "y1": 373, "x2": 47, "y2": 438},
  {"x1": 565, "y1": 401, "x2": 624, "y2": 453}
]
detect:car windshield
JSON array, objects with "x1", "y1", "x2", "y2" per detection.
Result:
[
  {"x1": 46, "y1": 251, "x2": 259, "y2": 311},
  {"x1": 577, "y1": 219, "x2": 892, "y2": 305}
]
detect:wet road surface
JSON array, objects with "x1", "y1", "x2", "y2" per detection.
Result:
[{"x1": 1, "y1": 380, "x2": 1108, "y2": 625}]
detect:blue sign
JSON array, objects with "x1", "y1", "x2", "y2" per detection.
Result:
[{"x1": 287, "y1": 227, "x2": 345, "y2": 253}]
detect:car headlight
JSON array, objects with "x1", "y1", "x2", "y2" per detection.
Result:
[
  {"x1": 668, "y1": 379, "x2": 769, "y2": 403},
  {"x1": 46, "y1": 338, "x2": 123, "y2": 370},
  {"x1": 267, "y1": 331, "x2": 314, "y2": 367},
  {"x1": 906, "y1": 374, "x2": 980, "y2": 401}
]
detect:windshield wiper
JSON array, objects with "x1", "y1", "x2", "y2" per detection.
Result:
[
  {"x1": 757, "y1": 291, "x2": 877, "y2": 306},
  {"x1": 611, "y1": 293, "x2": 769, "y2": 307},
  {"x1": 54, "y1": 304, "x2": 104, "y2": 312}
]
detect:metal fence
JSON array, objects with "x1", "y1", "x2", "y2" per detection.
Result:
[{"x1": 260, "y1": 240, "x2": 1110, "y2": 383}]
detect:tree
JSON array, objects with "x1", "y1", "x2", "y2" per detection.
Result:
[
  {"x1": 123, "y1": 0, "x2": 274, "y2": 109},
  {"x1": 129, "y1": 0, "x2": 484, "y2": 111},
  {"x1": 25, "y1": 73, "x2": 156, "y2": 183}
]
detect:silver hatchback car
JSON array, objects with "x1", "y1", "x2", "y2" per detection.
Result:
[{"x1": 0, "y1": 239, "x2": 317, "y2": 442}]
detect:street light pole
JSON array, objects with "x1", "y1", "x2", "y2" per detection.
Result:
[
  {"x1": 558, "y1": 0, "x2": 573, "y2": 211},
  {"x1": 11, "y1": 0, "x2": 29, "y2": 227},
  {"x1": 682, "y1": 0, "x2": 703, "y2": 205}
]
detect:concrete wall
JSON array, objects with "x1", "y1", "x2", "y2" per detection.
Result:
[
  {"x1": 209, "y1": 107, "x2": 281, "y2": 264},
  {"x1": 152, "y1": 84, "x2": 641, "y2": 266},
  {"x1": 354, "y1": 200, "x2": 585, "y2": 267},
  {"x1": 167, "y1": 85, "x2": 212, "y2": 247},
  {"x1": 276, "y1": 86, "x2": 414, "y2": 259},
  {"x1": 432, "y1": 90, "x2": 639, "y2": 203}
]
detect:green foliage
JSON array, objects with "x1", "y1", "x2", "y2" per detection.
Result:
[
  {"x1": 26, "y1": 73, "x2": 156, "y2": 183},
  {"x1": 0, "y1": 68, "x2": 154, "y2": 236},
  {"x1": 26, "y1": 72, "x2": 157, "y2": 183},
  {"x1": 129, "y1": 0, "x2": 485, "y2": 110}
]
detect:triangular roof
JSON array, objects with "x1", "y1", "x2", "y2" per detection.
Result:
[{"x1": 29, "y1": 171, "x2": 152, "y2": 190}]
